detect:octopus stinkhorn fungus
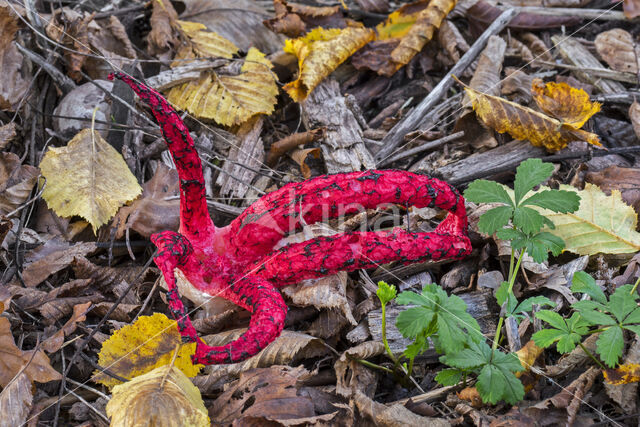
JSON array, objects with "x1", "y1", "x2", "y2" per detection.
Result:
[{"x1": 108, "y1": 72, "x2": 472, "y2": 365}]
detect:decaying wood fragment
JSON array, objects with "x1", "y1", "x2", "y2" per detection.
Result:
[{"x1": 302, "y1": 80, "x2": 375, "y2": 173}]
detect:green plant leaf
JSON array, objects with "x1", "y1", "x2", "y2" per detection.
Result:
[
  {"x1": 524, "y1": 232, "x2": 565, "y2": 264},
  {"x1": 571, "y1": 271, "x2": 606, "y2": 304},
  {"x1": 396, "y1": 307, "x2": 434, "y2": 339},
  {"x1": 435, "y1": 368, "x2": 462, "y2": 386},
  {"x1": 515, "y1": 296, "x2": 556, "y2": 315},
  {"x1": 521, "y1": 190, "x2": 580, "y2": 213},
  {"x1": 376, "y1": 281, "x2": 397, "y2": 305},
  {"x1": 533, "y1": 312, "x2": 589, "y2": 353},
  {"x1": 596, "y1": 326, "x2": 624, "y2": 368},
  {"x1": 576, "y1": 309, "x2": 617, "y2": 326},
  {"x1": 477, "y1": 205, "x2": 513, "y2": 235},
  {"x1": 609, "y1": 285, "x2": 638, "y2": 323},
  {"x1": 514, "y1": 158, "x2": 554, "y2": 205},
  {"x1": 464, "y1": 180, "x2": 514, "y2": 206},
  {"x1": 513, "y1": 206, "x2": 548, "y2": 235},
  {"x1": 403, "y1": 334, "x2": 428, "y2": 360}
]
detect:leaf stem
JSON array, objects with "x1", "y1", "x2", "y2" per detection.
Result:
[
  {"x1": 578, "y1": 342, "x2": 606, "y2": 370},
  {"x1": 630, "y1": 276, "x2": 640, "y2": 296},
  {"x1": 493, "y1": 249, "x2": 525, "y2": 350},
  {"x1": 355, "y1": 358, "x2": 394, "y2": 374},
  {"x1": 381, "y1": 302, "x2": 397, "y2": 363}
]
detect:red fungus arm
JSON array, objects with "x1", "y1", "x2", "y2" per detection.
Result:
[
  {"x1": 108, "y1": 73, "x2": 215, "y2": 244},
  {"x1": 228, "y1": 170, "x2": 467, "y2": 263},
  {"x1": 250, "y1": 222, "x2": 471, "y2": 285},
  {"x1": 153, "y1": 230, "x2": 287, "y2": 364}
]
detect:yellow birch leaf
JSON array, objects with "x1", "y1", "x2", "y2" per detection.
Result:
[
  {"x1": 93, "y1": 313, "x2": 202, "y2": 389},
  {"x1": 604, "y1": 363, "x2": 640, "y2": 385},
  {"x1": 375, "y1": 0, "x2": 430, "y2": 40},
  {"x1": 389, "y1": 0, "x2": 456, "y2": 70},
  {"x1": 167, "y1": 47, "x2": 277, "y2": 126},
  {"x1": 284, "y1": 26, "x2": 375, "y2": 102},
  {"x1": 176, "y1": 19, "x2": 238, "y2": 60},
  {"x1": 106, "y1": 364, "x2": 209, "y2": 427},
  {"x1": 531, "y1": 78, "x2": 601, "y2": 128},
  {"x1": 462, "y1": 83, "x2": 601, "y2": 151},
  {"x1": 532, "y1": 184, "x2": 640, "y2": 255},
  {"x1": 39, "y1": 129, "x2": 142, "y2": 234}
]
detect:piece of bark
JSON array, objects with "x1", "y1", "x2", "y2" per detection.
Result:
[
  {"x1": 302, "y1": 79, "x2": 375, "y2": 173},
  {"x1": 551, "y1": 35, "x2": 625, "y2": 94},
  {"x1": 216, "y1": 116, "x2": 264, "y2": 199},
  {"x1": 422, "y1": 139, "x2": 545, "y2": 185}
]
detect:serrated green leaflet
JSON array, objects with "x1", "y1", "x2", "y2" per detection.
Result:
[
  {"x1": 514, "y1": 158, "x2": 554, "y2": 205},
  {"x1": 464, "y1": 179, "x2": 514, "y2": 206}
]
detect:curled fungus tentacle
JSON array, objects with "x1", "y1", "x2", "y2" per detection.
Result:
[{"x1": 109, "y1": 72, "x2": 471, "y2": 365}]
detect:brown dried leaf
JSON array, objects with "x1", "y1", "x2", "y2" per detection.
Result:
[
  {"x1": 41, "y1": 302, "x2": 92, "y2": 353},
  {"x1": 531, "y1": 78, "x2": 601, "y2": 128},
  {"x1": 282, "y1": 271, "x2": 356, "y2": 325},
  {"x1": 585, "y1": 166, "x2": 640, "y2": 214},
  {"x1": 354, "y1": 390, "x2": 450, "y2": 426},
  {"x1": 0, "y1": 152, "x2": 39, "y2": 216},
  {"x1": 147, "y1": 0, "x2": 179, "y2": 56},
  {"x1": 0, "y1": 122, "x2": 17, "y2": 150},
  {"x1": 19, "y1": 242, "x2": 97, "y2": 287},
  {"x1": 208, "y1": 366, "x2": 315, "y2": 423},
  {"x1": 335, "y1": 341, "x2": 384, "y2": 397},
  {"x1": 438, "y1": 19, "x2": 469, "y2": 63},
  {"x1": 520, "y1": 32, "x2": 552, "y2": 64},
  {"x1": 623, "y1": 0, "x2": 640, "y2": 19},
  {"x1": 264, "y1": 0, "x2": 345, "y2": 38},
  {"x1": 266, "y1": 128, "x2": 325, "y2": 165},
  {"x1": 355, "y1": 0, "x2": 389, "y2": 13},
  {"x1": 45, "y1": 8, "x2": 96, "y2": 82},
  {"x1": 0, "y1": 372, "x2": 33, "y2": 427},
  {"x1": 630, "y1": 101, "x2": 640, "y2": 140},
  {"x1": 466, "y1": 1, "x2": 581, "y2": 34},
  {"x1": 0, "y1": 1, "x2": 30, "y2": 111},
  {"x1": 595, "y1": 29, "x2": 640, "y2": 74},
  {"x1": 0, "y1": 317, "x2": 62, "y2": 388},
  {"x1": 461, "y1": 80, "x2": 601, "y2": 151},
  {"x1": 193, "y1": 330, "x2": 325, "y2": 392},
  {"x1": 284, "y1": 26, "x2": 375, "y2": 101},
  {"x1": 388, "y1": 0, "x2": 456, "y2": 76},
  {"x1": 290, "y1": 147, "x2": 321, "y2": 179},
  {"x1": 113, "y1": 164, "x2": 179, "y2": 238}
]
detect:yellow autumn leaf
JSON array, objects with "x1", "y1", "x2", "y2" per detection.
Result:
[
  {"x1": 604, "y1": 363, "x2": 640, "y2": 385},
  {"x1": 389, "y1": 0, "x2": 456, "y2": 69},
  {"x1": 106, "y1": 364, "x2": 209, "y2": 427},
  {"x1": 93, "y1": 313, "x2": 202, "y2": 389},
  {"x1": 461, "y1": 82, "x2": 601, "y2": 151},
  {"x1": 175, "y1": 19, "x2": 238, "y2": 61},
  {"x1": 533, "y1": 184, "x2": 640, "y2": 255},
  {"x1": 39, "y1": 129, "x2": 142, "y2": 234},
  {"x1": 284, "y1": 26, "x2": 375, "y2": 102},
  {"x1": 376, "y1": 0, "x2": 429, "y2": 40},
  {"x1": 167, "y1": 47, "x2": 277, "y2": 126},
  {"x1": 531, "y1": 78, "x2": 601, "y2": 128}
]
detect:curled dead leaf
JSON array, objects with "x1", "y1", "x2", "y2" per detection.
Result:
[
  {"x1": 531, "y1": 78, "x2": 601, "y2": 128},
  {"x1": 389, "y1": 0, "x2": 456, "y2": 75},
  {"x1": 266, "y1": 128, "x2": 325, "y2": 166},
  {"x1": 290, "y1": 147, "x2": 321, "y2": 179},
  {"x1": 106, "y1": 364, "x2": 209, "y2": 427},
  {"x1": 630, "y1": 101, "x2": 640, "y2": 140},
  {"x1": 41, "y1": 301, "x2": 92, "y2": 353},
  {"x1": 264, "y1": 0, "x2": 344, "y2": 38},
  {"x1": 284, "y1": 26, "x2": 375, "y2": 102},
  {"x1": 148, "y1": 0, "x2": 179, "y2": 56},
  {"x1": 175, "y1": 20, "x2": 238, "y2": 61},
  {"x1": 0, "y1": 152, "x2": 39, "y2": 216},
  {"x1": 460, "y1": 79, "x2": 601, "y2": 151}
]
